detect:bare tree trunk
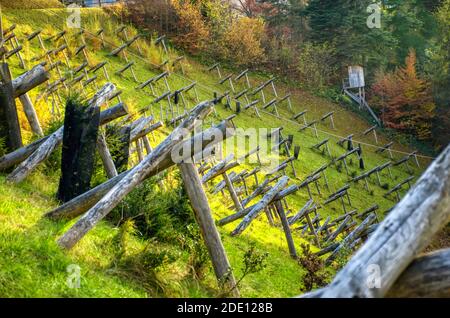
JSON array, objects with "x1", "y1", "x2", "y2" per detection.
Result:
[
  {"x1": 6, "y1": 84, "x2": 116, "y2": 183},
  {"x1": 0, "y1": 102, "x2": 126, "y2": 171}
]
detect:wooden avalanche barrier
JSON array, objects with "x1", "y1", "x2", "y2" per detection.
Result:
[
  {"x1": 301, "y1": 144, "x2": 450, "y2": 297},
  {"x1": 45, "y1": 119, "x2": 233, "y2": 221},
  {"x1": 56, "y1": 102, "x2": 214, "y2": 249}
]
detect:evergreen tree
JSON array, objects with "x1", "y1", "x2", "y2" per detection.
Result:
[{"x1": 305, "y1": 0, "x2": 396, "y2": 73}]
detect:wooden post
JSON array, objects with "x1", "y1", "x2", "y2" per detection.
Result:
[
  {"x1": 57, "y1": 98, "x2": 100, "y2": 202},
  {"x1": 0, "y1": 63, "x2": 22, "y2": 150},
  {"x1": 223, "y1": 172, "x2": 243, "y2": 211},
  {"x1": 179, "y1": 162, "x2": 240, "y2": 297},
  {"x1": 18, "y1": 93, "x2": 43, "y2": 136},
  {"x1": 96, "y1": 132, "x2": 118, "y2": 178},
  {"x1": 303, "y1": 144, "x2": 450, "y2": 298},
  {"x1": 274, "y1": 200, "x2": 297, "y2": 258},
  {"x1": 56, "y1": 102, "x2": 213, "y2": 249},
  {"x1": 6, "y1": 84, "x2": 116, "y2": 183}
]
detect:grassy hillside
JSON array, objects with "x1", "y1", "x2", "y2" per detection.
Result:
[{"x1": 0, "y1": 6, "x2": 429, "y2": 298}]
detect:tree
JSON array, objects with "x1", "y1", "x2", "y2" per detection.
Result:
[
  {"x1": 371, "y1": 50, "x2": 436, "y2": 140},
  {"x1": 425, "y1": 0, "x2": 450, "y2": 148},
  {"x1": 171, "y1": 0, "x2": 211, "y2": 54},
  {"x1": 305, "y1": 0, "x2": 396, "y2": 74}
]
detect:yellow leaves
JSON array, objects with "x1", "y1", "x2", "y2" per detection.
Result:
[
  {"x1": 171, "y1": 0, "x2": 210, "y2": 54},
  {"x1": 171, "y1": 0, "x2": 265, "y2": 65},
  {"x1": 221, "y1": 17, "x2": 266, "y2": 66}
]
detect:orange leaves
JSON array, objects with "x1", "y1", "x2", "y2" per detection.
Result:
[
  {"x1": 371, "y1": 49, "x2": 436, "y2": 140},
  {"x1": 171, "y1": 0, "x2": 210, "y2": 54}
]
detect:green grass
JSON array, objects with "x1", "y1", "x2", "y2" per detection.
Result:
[{"x1": 0, "y1": 7, "x2": 428, "y2": 298}]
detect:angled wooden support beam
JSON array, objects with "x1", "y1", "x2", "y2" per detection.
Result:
[
  {"x1": 179, "y1": 161, "x2": 240, "y2": 297},
  {"x1": 45, "y1": 119, "x2": 233, "y2": 221},
  {"x1": 325, "y1": 213, "x2": 377, "y2": 265},
  {"x1": 55, "y1": 103, "x2": 217, "y2": 249},
  {"x1": 274, "y1": 200, "x2": 297, "y2": 258},
  {"x1": 96, "y1": 132, "x2": 118, "y2": 179},
  {"x1": 301, "y1": 144, "x2": 450, "y2": 297},
  {"x1": 320, "y1": 111, "x2": 335, "y2": 129},
  {"x1": 231, "y1": 176, "x2": 289, "y2": 236}
]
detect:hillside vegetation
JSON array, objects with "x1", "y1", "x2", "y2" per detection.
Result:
[{"x1": 0, "y1": 5, "x2": 429, "y2": 298}]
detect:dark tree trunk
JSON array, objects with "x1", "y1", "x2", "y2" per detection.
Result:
[
  {"x1": 57, "y1": 98, "x2": 100, "y2": 202},
  {"x1": 0, "y1": 63, "x2": 22, "y2": 151}
]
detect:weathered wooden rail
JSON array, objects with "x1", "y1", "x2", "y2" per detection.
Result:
[{"x1": 300, "y1": 144, "x2": 450, "y2": 297}]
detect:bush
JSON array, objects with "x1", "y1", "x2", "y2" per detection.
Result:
[
  {"x1": 297, "y1": 42, "x2": 339, "y2": 91},
  {"x1": 298, "y1": 244, "x2": 328, "y2": 292},
  {"x1": 220, "y1": 17, "x2": 266, "y2": 67},
  {"x1": 171, "y1": 0, "x2": 210, "y2": 54},
  {"x1": 370, "y1": 49, "x2": 436, "y2": 140},
  {"x1": 109, "y1": 171, "x2": 195, "y2": 242}
]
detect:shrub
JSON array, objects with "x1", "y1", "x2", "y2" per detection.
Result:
[
  {"x1": 220, "y1": 17, "x2": 266, "y2": 66},
  {"x1": 221, "y1": 242, "x2": 268, "y2": 297},
  {"x1": 298, "y1": 243, "x2": 328, "y2": 292},
  {"x1": 109, "y1": 171, "x2": 195, "y2": 242},
  {"x1": 297, "y1": 42, "x2": 339, "y2": 91},
  {"x1": 171, "y1": 0, "x2": 210, "y2": 54}
]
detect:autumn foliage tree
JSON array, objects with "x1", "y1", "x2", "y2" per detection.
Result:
[
  {"x1": 371, "y1": 50, "x2": 436, "y2": 140},
  {"x1": 171, "y1": 0, "x2": 210, "y2": 54}
]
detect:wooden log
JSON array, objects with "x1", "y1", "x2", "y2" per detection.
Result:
[
  {"x1": 325, "y1": 215, "x2": 352, "y2": 243},
  {"x1": 274, "y1": 200, "x2": 297, "y2": 258},
  {"x1": 386, "y1": 248, "x2": 450, "y2": 298},
  {"x1": 46, "y1": 120, "x2": 233, "y2": 221},
  {"x1": 315, "y1": 242, "x2": 340, "y2": 257},
  {"x1": 288, "y1": 199, "x2": 314, "y2": 225},
  {"x1": 6, "y1": 84, "x2": 116, "y2": 183},
  {"x1": 130, "y1": 121, "x2": 163, "y2": 142},
  {"x1": 202, "y1": 155, "x2": 235, "y2": 183},
  {"x1": 304, "y1": 144, "x2": 450, "y2": 298},
  {"x1": 96, "y1": 132, "x2": 118, "y2": 178},
  {"x1": 179, "y1": 162, "x2": 240, "y2": 297},
  {"x1": 56, "y1": 102, "x2": 214, "y2": 249},
  {"x1": 223, "y1": 171, "x2": 243, "y2": 211},
  {"x1": 356, "y1": 204, "x2": 379, "y2": 220},
  {"x1": 57, "y1": 98, "x2": 101, "y2": 202},
  {"x1": 18, "y1": 94, "x2": 43, "y2": 136},
  {"x1": 0, "y1": 63, "x2": 22, "y2": 150},
  {"x1": 12, "y1": 64, "x2": 50, "y2": 98},
  {"x1": 325, "y1": 213, "x2": 377, "y2": 265},
  {"x1": 231, "y1": 176, "x2": 289, "y2": 236},
  {"x1": 241, "y1": 179, "x2": 270, "y2": 207}
]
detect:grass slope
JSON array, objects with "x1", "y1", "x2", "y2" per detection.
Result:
[{"x1": 0, "y1": 6, "x2": 428, "y2": 298}]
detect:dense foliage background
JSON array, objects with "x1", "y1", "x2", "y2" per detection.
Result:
[{"x1": 127, "y1": 0, "x2": 449, "y2": 151}]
